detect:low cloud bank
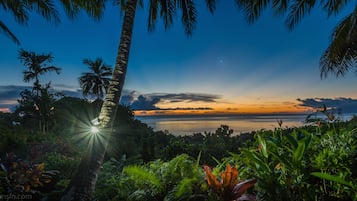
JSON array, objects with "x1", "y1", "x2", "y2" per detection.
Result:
[
  {"x1": 297, "y1": 97, "x2": 357, "y2": 113},
  {"x1": 120, "y1": 92, "x2": 219, "y2": 111}
]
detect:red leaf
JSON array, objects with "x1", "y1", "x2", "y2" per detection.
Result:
[
  {"x1": 232, "y1": 178, "x2": 257, "y2": 198},
  {"x1": 203, "y1": 165, "x2": 221, "y2": 192}
]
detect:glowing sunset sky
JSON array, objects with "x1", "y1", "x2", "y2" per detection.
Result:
[{"x1": 0, "y1": 1, "x2": 356, "y2": 115}]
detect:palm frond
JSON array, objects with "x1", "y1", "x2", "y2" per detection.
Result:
[
  {"x1": 124, "y1": 165, "x2": 163, "y2": 189},
  {"x1": 23, "y1": 71, "x2": 36, "y2": 82},
  {"x1": 148, "y1": 0, "x2": 159, "y2": 31},
  {"x1": 40, "y1": 66, "x2": 61, "y2": 74},
  {"x1": 159, "y1": 0, "x2": 176, "y2": 31},
  {"x1": 60, "y1": 0, "x2": 80, "y2": 19},
  {"x1": 286, "y1": 0, "x2": 317, "y2": 30},
  {"x1": 0, "y1": 20, "x2": 20, "y2": 44},
  {"x1": 321, "y1": 0, "x2": 349, "y2": 17},
  {"x1": 61, "y1": 0, "x2": 105, "y2": 20},
  {"x1": 177, "y1": 0, "x2": 197, "y2": 36},
  {"x1": 2, "y1": 0, "x2": 29, "y2": 25},
  {"x1": 272, "y1": 0, "x2": 289, "y2": 16},
  {"x1": 235, "y1": 0, "x2": 269, "y2": 23},
  {"x1": 205, "y1": 0, "x2": 217, "y2": 13},
  {"x1": 26, "y1": 0, "x2": 60, "y2": 24},
  {"x1": 173, "y1": 178, "x2": 197, "y2": 199},
  {"x1": 320, "y1": 6, "x2": 357, "y2": 77}
]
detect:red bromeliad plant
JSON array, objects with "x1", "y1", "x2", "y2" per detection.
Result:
[{"x1": 203, "y1": 164, "x2": 256, "y2": 201}]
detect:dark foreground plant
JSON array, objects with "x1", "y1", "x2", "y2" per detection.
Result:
[{"x1": 0, "y1": 153, "x2": 59, "y2": 199}]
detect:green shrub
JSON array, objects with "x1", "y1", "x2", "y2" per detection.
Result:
[
  {"x1": 225, "y1": 119, "x2": 356, "y2": 201},
  {"x1": 94, "y1": 154, "x2": 209, "y2": 201},
  {"x1": 43, "y1": 152, "x2": 80, "y2": 180}
]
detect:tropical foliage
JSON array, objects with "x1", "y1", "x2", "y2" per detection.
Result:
[
  {"x1": 0, "y1": 0, "x2": 59, "y2": 44},
  {"x1": 0, "y1": 0, "x2": 105, "y2": 44},
  {"x1": 203, "y1": 164, "x2": 256, "y2": 201},
  {"x1": 224, "y1": 117, "x2": 357, "y2": 201},
  {"x1": 0, "y1": 153, "x2": 59, "y2": 200},
  {"x1": 0, "y1": 99, "x2": 356, "y2": 200}
]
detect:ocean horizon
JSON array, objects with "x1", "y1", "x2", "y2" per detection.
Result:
[{"x1": 136, "y1": 113, "x2": 355, "y2": 136}]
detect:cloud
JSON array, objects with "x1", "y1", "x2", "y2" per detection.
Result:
[
  {"x1": 121, "y1": 91, "x2": 220, "y2": 111},
  {"x1": 130, "y1": 95, "x2": 161, "y2": 110},
  {"x1": 153, "y1": 93, "x2": 220, "y2": 103},
  {"x1": 120, "y1": 90, "x2": 136, "y2": 106},
  {"x1": 0, "y1": 85, "x2": 82, "y2": 112},
  {"x1": 297, "y1": 97, "x2": 357, "y2": 113},
  {"x1": 0, "y1": 85, "x2": 30, "y2": 110}
]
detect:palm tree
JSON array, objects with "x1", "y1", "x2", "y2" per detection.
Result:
[
  {"x1": 1, "y1": 0, "x2": 105, "y2": 45},
  {"x1": 79, "y1": 58, "x2": 113, "y2": 100},
  {"x1": 61, "y1": 1, "x2": 217, "y2": 200},
  {"x1": 18, "y1": 49, "x2": 61, "y2": 96},
  {"x1": 235, "y1": 0, "x2": 357, "y2": 77}
]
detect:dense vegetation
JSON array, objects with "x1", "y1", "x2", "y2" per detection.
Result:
[{"x1": 0, "y1": 96, "x2": 356, "y2": 200}]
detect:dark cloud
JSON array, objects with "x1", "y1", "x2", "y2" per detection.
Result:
[
  {"x1": 0, "y1": 85, "x2": 30, "y2": 109},
  {"x1": 152, "y1": 93, "x2": 220, "y2": 103},
  {"x1": 121, "y1": 91, "x2": 220, "y2": 111},
  {"x1": 161, "y1": 107, "x2": 213, "y2": 111},
  {"x1": 120, "y1": 90, "x2": 136, "y2": 106},
  {"x1": 297, "y1": 97, "x2": 357, "y2": 113},
  {"x1": 0, "y1": 85, "x2": 82, "y2": 111},
  {"x1": 130, "y1": 95, "x2": 161, "y2": 110}
]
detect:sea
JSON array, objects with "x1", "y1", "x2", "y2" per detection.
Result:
[{"x1": 136, "y1": 113, "x2": 355, "y2": 136}]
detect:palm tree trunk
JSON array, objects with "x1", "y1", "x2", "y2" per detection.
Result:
[{"x1": 60, "y1": 0, "x2": 138, "y2": 200}]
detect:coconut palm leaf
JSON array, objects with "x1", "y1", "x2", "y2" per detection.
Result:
[
  {"x1": 158, "y1": 0, "x2": 176, "y2": 30},
  {"x1": 285, "y1": 0, "x2": 316, "y2": 30},
  {"x1": 25, "y1": 0, "x2": 60, "y2": 24},
  {"x1": 177, "y1": 0, "x2": 197, "y2": 36},
  {"x1": 60, "y1": 0, "x2": 105, "y2": 20},
  {"x1": 272, "y1": 0, "x2": 289, "y2": 16},
  {"x1": 0, "y1": 20, "x2": 20, "y2": 44},
  {"x1": 235, "y1": 0, "x2": 270, "y2": 23},
  {"x1": 322, "y1": 0, "x2": 349, "y2": 17},
  {"x1": 0, "y1": 0, "x2": 29, "y2": 25},
  {"x1": 205, "y1": 0, "x2": 217, "y2": 13},
  {"x1": 320, "y1": 6, "x2": 357, "y2": 77}
]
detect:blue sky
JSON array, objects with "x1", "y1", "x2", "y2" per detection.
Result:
[{"x1": 0, "y1": 1, "x2": 356, "y2": 115}]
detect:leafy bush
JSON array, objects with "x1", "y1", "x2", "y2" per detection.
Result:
[
  {"x1": 0, "y1": 153, "x2": 59, "y2": 200},
  {"x1": 43, "y1": 152, "x2": 80, "y2": 180},
  {"x1": 224, "y1": 119, "x2": 356, "y2": 201},
  {"x1": 95, "y1": 154, "x2": 208, "y2": 201}
]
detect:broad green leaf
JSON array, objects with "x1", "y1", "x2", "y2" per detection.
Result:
[
  {"x1": 124, "y1": 166, "x2": 162, "y2": 189},
  {"x1": 242, "y1": 150, "x2": 270, "y2": 173},
  {"x1": 311, "y1": 172, "x2": 355, "y2": 188},
  {"x1": 257, "y1": 135, "x2": 268, "y2": 158},
  {"x1": 293, "y1": 142, "x2": 305, "y2": 162},
  {"x1": 175, "y1": 178, "x2": 196, "y2": 198},
  {"x1": 303, "y1": 132, "x2": 313, "y2": 148},
  {"x1": 195, "y1": 151, "x2": 201, "y2": 168},
  {"x1": 286, "y1": 133, "x2": 298, "y2": 150}
]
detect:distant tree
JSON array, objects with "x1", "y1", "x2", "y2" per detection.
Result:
[
  {"x1": 236, "y1": 0, "x2": 357, "y2": 77},
  {"x1": 18, "y1": 49, "x2": 61, "y2": 97},
  {"x1": 15, "y1": 83, "x2": 63, "y2": 134},
  {"x1": 79, "y1": 58, "x2": 112, "y2": 100},
  {"x1": 1, "y1": 0, "x2": 105, "y2": 45}
]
